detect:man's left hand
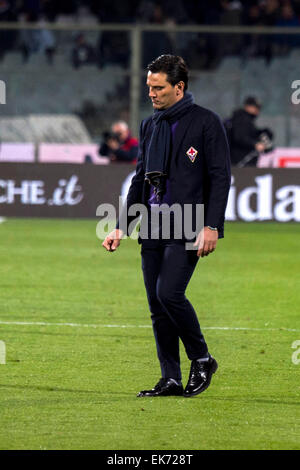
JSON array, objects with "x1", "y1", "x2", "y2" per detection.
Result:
[
  {"x1": 193, "y1": 226, "x2": 218, "y2": 258},
  {"x1": 107, "y1": 138, "x2": 120, "y2": 151}
]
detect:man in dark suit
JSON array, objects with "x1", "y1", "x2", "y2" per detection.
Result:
[
  {"x1": 229, "y1": 96, "x2": 268, "y2": 167},
  {"x1": 103, "y1": 55, "x2": 231, "y2": 398}
]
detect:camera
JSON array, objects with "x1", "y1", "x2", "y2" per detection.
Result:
[
  {"x1": 237, "y1": 128, "x2": 275, "y2": 167},
  {"x1": 102, "y1": 131, "x2": 121, "y2": 144},
  {"x1": 99, "y1": 131, "x2": 122, "y2": 158},
  {"x1": 257, "y1": 129, "x2": 274, "y2": 154}
]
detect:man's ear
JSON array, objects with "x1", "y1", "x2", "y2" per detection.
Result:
[{"x1": 176, "y1": 81, "x2": 185, "y2": 95}]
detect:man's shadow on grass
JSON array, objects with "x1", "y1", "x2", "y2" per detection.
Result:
[
  {"x1": 1, "y1": 384, "x2": 299, "y2": 406},
  {"x1": 0, "y1": 382, "x2": 136, "y2": 397}
]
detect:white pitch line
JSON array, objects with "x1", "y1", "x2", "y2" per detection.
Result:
[
  {"x1": 0, "y1": 321, "x2": 299, "y2": 333},
  {"x1": 0, "y1": 321, "x2": 147, "y2": 329}
]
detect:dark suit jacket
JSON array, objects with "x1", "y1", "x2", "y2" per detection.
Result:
[
  {"x1": 230, "y1": 109, "x2": 260, "y2": 166},
  {"x1": 117, "y1": 104, "x2": 231, "y2": 240}
]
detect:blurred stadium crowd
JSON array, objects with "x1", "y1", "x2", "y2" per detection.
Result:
[
  {"x1": 1, "y1": 0, "x2": 300, "y2": 69},
  {"x1": 1, "y1": 0, "x2": 300, "y2": 25},
  {"x1": 1, "y1": 0, "x2": 300, "y2": 163}
]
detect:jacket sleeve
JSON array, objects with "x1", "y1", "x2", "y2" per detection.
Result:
[
  {"x1": 116, "y1": 121, "x2": 145, "y2": 233},
  {"x1": 113, "y1": 142, "x2": 139, "y2": 162},
  {"x1": 232, "y1": 118, "x2": 258, "y2": 150},
  {"x1": 203, "y1": 112, "x2": 231, "y2": 229}
]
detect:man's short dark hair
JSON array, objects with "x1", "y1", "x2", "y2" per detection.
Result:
[
  {"x1": 147, "y1": 55, "x2": 189, "y2": 91},
  {"x1": 243, "y1": 96, "x2": 262, "y2": 109}
]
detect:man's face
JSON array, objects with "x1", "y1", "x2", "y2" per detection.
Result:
[
  {"x1": 146, "y1": 71, "x2": 183, "y2": 110},
  {"x1": 245, "y1": 104, "x2": 260, "y2": 117}
]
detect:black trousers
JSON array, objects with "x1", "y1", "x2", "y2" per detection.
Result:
[{"x1": 141, "y1": 240, "x2": 208, "y2": 380}]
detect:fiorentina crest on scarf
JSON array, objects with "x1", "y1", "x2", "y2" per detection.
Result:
[{"x1": 186, "y1": 146, "x2": 198, "y2": 162}]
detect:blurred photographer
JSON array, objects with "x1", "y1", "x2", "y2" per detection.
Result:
[
  {"x1": 225, "y1": 96, "x2": 274, "y2": 167},
  {"x1": 99, "y1": 121, "x2": 138, "y2": 163}
]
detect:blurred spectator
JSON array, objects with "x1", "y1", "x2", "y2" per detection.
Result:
[
  {"x1": 138, "y1": 2, "x2": 174, "y2": 68},
  {"x1": 183, "y1": 0, "x2": 227, "y2": 69},
  {"x1": 90, "y1": 0, "x2": 139, "y2": 23},
  {"x1": 159, "y1": 0, "x2": 189, "y2": 24},
  {"x1": 0, "y1": 0, "x2": 19, "y2": 61},
  {"x1": 261, "y1": 0, "x2": 281, "y2": 25},
  {"x1": 274, "y1": 2, "x2": 300, "y2": 50},
  {"x1": 21, "y1": 0, "x2": 41, "y2": 16},
  {"x1": 99, "y1": 121, "x2": 138, "y2": 163},
  {"x1": 20, "y1": 10, "x2": 56, "y2": 64},
  {"x1": 21, "y1": 0, "x2": 79, "y2": 21},
  {"x1": 292, "y1": 0, "x2": 300, "y2": 16},
  {"x1": 50, "y1": 0, "x2": 78, "y2": 16},
  {"x1": 97, "y1": 30, "x2": 129, "y2": 69},
  {"x1": 242, "y1": 2, "x2": 264, "y2": 61},
  {"x1": 41, "y1": 0, "x2": 60, "y2": 22},
  {"x1": 225, "y1": 96, "x2": 274, "y2": 167},
  {"x1": 1, "y1": 0, "x2": 300, "y2": 70},
  {"x1": 158, "y1": 0, "x2": 192, "y2": 60},
  {"x1": 71, "y1": 33, "x2": 95, "y2": 69},
  {"x1": 241, "y1": 0, "x2": 282, "y2": 64},
  {"x1": 94, "y1": 0, "x2": 133, "y2": 70}
]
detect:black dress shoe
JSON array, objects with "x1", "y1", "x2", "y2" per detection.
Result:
[
  {"x1": 183, "y1": 356, "x2": 218, "y2": 398},
  {"x1": 137, "y1": 378, "x2": 184, "y2": 397}
]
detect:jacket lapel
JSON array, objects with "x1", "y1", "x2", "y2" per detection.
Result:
[
  {"x1": 172, "y1": 104, "x2": 197, "y2": 164},
  {"x1": 142, "y1": 104, "x2": 197, "y2": 166}
]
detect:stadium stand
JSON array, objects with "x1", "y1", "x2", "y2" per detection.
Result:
[
  {"x1": 0, "y1": 52, "x2": 125, "y2": 116},
  {"x1": 1, "y1": 1, "x2": 300, "y2": 162},
  {"x1": 1, "y1": 50, "x2": 300, "y2": 149},
  {"x1": 0, "y1": 114, "x2": 92, "y2": 143},
  {"x1": 190, "y1": 53, "x2": 300, "y2": 147}
]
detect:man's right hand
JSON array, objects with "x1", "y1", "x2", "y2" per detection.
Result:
[{"x1": 102, "y1": 229, "x2": 124, "y2": 252}]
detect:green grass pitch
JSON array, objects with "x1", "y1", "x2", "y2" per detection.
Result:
[{"x1": 0, "y1": 218, "x2": 299, "y2": 450}]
